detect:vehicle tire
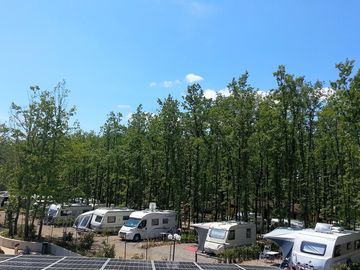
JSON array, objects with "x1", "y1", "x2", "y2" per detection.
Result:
[{"x1": 133, "y1": 234, "x2": 141, "y2": 242}]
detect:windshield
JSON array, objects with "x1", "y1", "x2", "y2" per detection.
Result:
[
  {"x1": 80, "y1": 216, "x2": 91, "y2": 227},
  {"x1": 209, "y1": 228, "x2": 227, "y2": 239},
  {"x1": 48, "y1": 208, "x2": 58, "y2": 217},
  {"x1": 124, "y1": 218, "x2": 141, "y2": 228}
]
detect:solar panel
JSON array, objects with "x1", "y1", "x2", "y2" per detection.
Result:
[
  {"x1": 104, "y1": 259, "x2": 153, "y2": 270},
  {"x1": 197, "y1": 262, "x2": 242, "y2": 270},
  {"x1": 0, "y1": 254, "x2": 275, "y2": 270},
  {"x1": 154, "y1": 261, "x2": 200, "y2": 270},
  {"x1": 49, "y1": 257, "x2": 108, "y2": 270}
]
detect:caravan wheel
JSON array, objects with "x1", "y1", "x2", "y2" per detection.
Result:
[{"x1": 133, "y1": 234, "x2": 141, "y2": 242}]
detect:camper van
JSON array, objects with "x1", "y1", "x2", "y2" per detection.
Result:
[
  {"x1": 264, "y1": 223, "x2": 360, "y2": 269},
  {"x1": 193, "y1": 221, "x2": 256, "y2": 255},
  {"x1": 89, "y1": 208, "x2": 134, "y2": 233},
  {"x1": 45, "y1": 203, "x2": 93, "y2": 224},
  {"x1": 119, "y1": 204, "x2": 176, "y2": 241}
]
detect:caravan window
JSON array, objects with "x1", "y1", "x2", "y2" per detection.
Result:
[
  {"x1": 300, "y1": 241, "x2": 326, "y2": 256},
  {"x1": 94, "y1": 215, "x2": 103, "y2": 223},
  {"x1": 355, "y1": 240, "x2": 360, "y2": 250},
  {"x1": 107, "y1": 216, "x2": 116, "y2": 223},
  {"x1": 228, "y1": 230, "x2": 235, "y2": 240},
  {"x1": 152, "y1": 219, "x2": 159, "y2": 226},
  {"x1": 163, "y1": 218, "x2": 169, "y2": 224},
  {"x1": 60, "y1": 210, "x2": 71, "y2": 216},
  {"x1": 80, "y1": 216, "x2": 91, "y2": 227},
  {"x1": 209, "y1": 229, "x2": 226, "y2": 239},
  {"x1": 334, "y1": 245, "x2": 341, "y2": 257},
  {"x1": 347, "y1": 242, "x2": 353, "y2": 250},
  {"x1": 246, "y1": 228, "x2": 251, "y2": 239}
]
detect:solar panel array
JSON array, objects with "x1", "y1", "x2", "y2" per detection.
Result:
[{"x1": 0, "y1": 254, "x2": 275, "y2": 270}]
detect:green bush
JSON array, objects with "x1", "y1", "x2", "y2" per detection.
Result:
[
  {"x1": 97, "y1": 240, "x2": 115, "y2": 258},
  {"x1": 219, "y1": 244, "x2": 261, "y2": 263},
  {"x1": 78, "y1": 232, "x2": 94, "y2": 251},
  {"x1": 333, "y1": 263, "x2": 360, "y2": 270}
]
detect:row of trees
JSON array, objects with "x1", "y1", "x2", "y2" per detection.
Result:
[{"x1": 0, "y1": 60, "x2": 359, "y2": 240}]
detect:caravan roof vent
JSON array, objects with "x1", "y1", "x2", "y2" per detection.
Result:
[
  {"x1": 149, "y1": 202, "x2": 156, "y2": 211},
  {"x1": 315, "y1": 223, "x2": 332, "y2": 233}
]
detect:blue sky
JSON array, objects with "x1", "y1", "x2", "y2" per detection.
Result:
[{"x1": 0, "y1": 0, "x2": 359, "y2": 132}]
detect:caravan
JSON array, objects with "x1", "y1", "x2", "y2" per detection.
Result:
[
  {"x1": 73, "y1": 210, "x2": 95, "y2": 232},
  {"x1": 119, "y1": 203, "x2": 176, "y2": 241},
  {"x1": 193, "y1": 221, "x2": 256, "y2": 254},
  {"x1": 264, "y1": 223, "x2": 360, "y2": 269},
  {"x1": 45, "y1": 203, "x2": 92, "y2": 224},
  {"x1": 89, "y1": 208, "x2": 134, "y2": 233}
]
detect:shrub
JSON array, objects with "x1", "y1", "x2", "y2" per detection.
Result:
[
  {"x1": 97, "y1": 240, "x2": 115, "y2": 258},
  {"x1": 218, "y1": 244, "x2": 261, "y2": 263},
  {"x1": 78, "y1": 232, "x2": 94, "y2": 251}
]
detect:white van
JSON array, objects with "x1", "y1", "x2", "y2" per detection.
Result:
[
  {"x1": 89, "y1": 208, "x2": 134, "y2": 233},
  {"x1": 194, "y1": 221, "x2": 256, "y2": 254},
  {"x1": 45, "y1": 203, "x2": 93, "y2": 224},
  {"x1": 119, "y1": 205, "x2": 176, "y2": 241}
]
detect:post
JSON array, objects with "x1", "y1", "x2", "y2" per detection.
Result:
[
  {"x1": 172, "y1": 239, "x2": 175, "y2": 261},
  {"x1": 195, "y1": 252, "x2": 197, "y2": 262},
  {"x1": 169, "y1": 240, "x2": 172, "y2": 261},
  {"x1": 124, "y1": 240, "x2": 127, "y2": 259}
]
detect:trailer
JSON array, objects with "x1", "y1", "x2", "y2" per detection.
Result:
[
  {"x1": 192, "y1": 221, "x2": 256, "y2": 255},
  {"x1": 73, "y1": 210, "x2": 95, "y2": 232},
  {"x1": 119, "y1": 203, "x2": 176, "y2": 241},
  {"x1": 264, "y1": 223, "x2": 360, "y2": 269},
  {"x1": 88, "y1": 208, "x2": 134, "y2": 233},
  {"x1": 45, "y1": 203, "x2": 93, "y2": 224}
]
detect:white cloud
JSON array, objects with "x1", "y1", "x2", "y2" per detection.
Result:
[
  {"x1": 126, "y1": 113, "x2": 133, "y2": 121},
  {"x1": 185, "y1": 73, "x2": 204, "y2": 84},
  {"x1": 203, "y1": 88, "x2": 230, "y2": 100},
  {"x1": 162, "y1": 81, "x2": 174, "y2": 88},
  {"x1": 149, "y1": 80, "x2": 180, "y2": 88},
  {"x1": 117, "y1": 104, "x2": 131, "y2": 109},
  {"x1": 256, "y1": 90, "x2": 270, "y2": 98},
  {"x1": 149, "y1": 82, "x2": 157, "y2": 87},
  {"x1": 204, "y1": 89, "x2": 217, "y2": 100},
  {"x1": 219, "y1": 88, "x2": 230, "y2": 97}
]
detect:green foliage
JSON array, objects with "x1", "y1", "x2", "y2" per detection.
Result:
[
  {"x1": 78, "y1": 232, "x2": 94, "y2": 252},
  {"x1": 96, "y1": 240, "x2": 115, "y2": 258},
  {"x1": 218, "y1": 244, "x2": 261, "y2": 263}
]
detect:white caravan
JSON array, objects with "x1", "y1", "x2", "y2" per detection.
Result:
[
  {"x1": 73, "y1": 210, "x2": 95, "y2": 232},
  {"x1": 264, "y1": 223, "x2": 360, "y2": 269},
  {"x1": 89, "y1": 208, "x2": 134, "y2": 233},
  {"x1": 119, "y1": 205, "x2": 176, "y2": 241},
  {"x1": 193, "y1": 221, "x2": 256, "y2": 255},
  {"x1": 45, "y1": 203, "x2": 93, "y2": 224}
]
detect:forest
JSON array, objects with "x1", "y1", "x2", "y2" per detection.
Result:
[{"x1": 0, "y1": 59, "x2": 359, "y2": 240}]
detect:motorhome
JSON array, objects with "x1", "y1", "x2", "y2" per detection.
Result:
[
  {"x1": 89, "y1": 208, "x2": 134, "y2": 233},
  {"x1": 264, "y1": 223, "x2": 360, "y2": 269},
  {"x1": 192, "y1": 221, "x2": 256, "y2": 255},
  {"x1": 45, "y1": 203, "x2": 93, "y2": 224},
  {"x1": 119, "y1": 204, "x2": 176, "y2": 241}
]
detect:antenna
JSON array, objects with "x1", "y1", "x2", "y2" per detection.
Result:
[{"x1": 149, "y1": 202, "x2": 156, "y2": 211}]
